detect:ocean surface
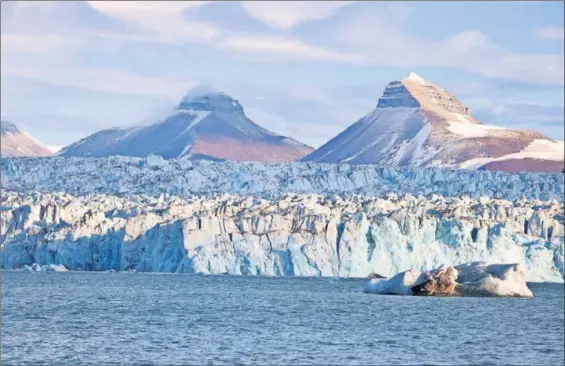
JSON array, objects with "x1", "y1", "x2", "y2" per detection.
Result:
[{"x1": 2, "y1": 272, "x2": 564, "y2": 365}]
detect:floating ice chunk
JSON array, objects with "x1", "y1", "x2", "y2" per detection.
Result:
[
  {"x1": 364, "y1": 262, "x2": 533, "y2": 298},
  {"x1": 23, "y1": 263, "x2": 69, "y2": 272},
  {"x1": 454, "y1": 262, "x2": 533, "y2": 298},
  {"x1": 364, "y1": 270, "x2": 419, "y2": 295}
]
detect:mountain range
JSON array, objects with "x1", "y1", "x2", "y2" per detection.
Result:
[{"x1": 3, "y1": 74, "x2": 563, "y2": 172}]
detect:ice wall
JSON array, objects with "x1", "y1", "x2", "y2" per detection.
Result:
[{"x1": 2, "y1": 191, "x2": 563, "y2": 281}]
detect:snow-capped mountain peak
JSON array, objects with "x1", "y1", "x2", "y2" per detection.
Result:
[
  {"x1": 177, "y1": 91, "x2": 244, "y2": 114},
  {"x1": 1, "y1": 120, "x2": 53, "y2": 157},
  {"x1": 1, "y1": 121, "x2": 20, "y2": 135},
  {"x1": 59, "y1": 88, "x2": 313, "y2": 162},
  {"x1": 302, "y1": 73, "x2": 564, "y2": 172},
  {"x1": 406, "y1": 72, "x2": 427, "y2": 84}
]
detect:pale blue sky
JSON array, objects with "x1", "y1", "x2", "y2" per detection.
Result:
[{"x1": 1, "y1": 1, "x2": 563, "y2": 148}]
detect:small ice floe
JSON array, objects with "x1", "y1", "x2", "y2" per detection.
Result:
[{"x1": 23, "y1": 263, "x2": 70, "y2": 272}]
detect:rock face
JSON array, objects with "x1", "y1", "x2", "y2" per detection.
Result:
[
  {"x1": 1, "y1": 191, "x2": 563, "y2": 281},
  {"x1": 302, "y1": 73, "x2": 564, "y2": 173},
  {"x1": 2, "y1": 156, "x2": 563, "y2": 201},
  {"x1": 58, "y1": 91, "x2": 313, "y2": 162},
  {"x1": 410, "y1": 264, "x2": 458, "y2": 296},
  {"x1": 365, "y1": 262, "x2": 534, "y2": 297},
  {"x1": 1, "y1": 121, "x2": 52, "y2": 157}
]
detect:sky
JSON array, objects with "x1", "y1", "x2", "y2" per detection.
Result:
[{"x1": 1, "y1": 1, "x2": 564, "y2": 149}]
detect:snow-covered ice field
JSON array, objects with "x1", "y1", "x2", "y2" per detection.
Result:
[{"x1": 2, "y1": 155, "x2": 563, "y2": 200}]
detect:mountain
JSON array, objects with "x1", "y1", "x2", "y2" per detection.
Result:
[
  {"x1": 301, "y1": 73, "x2": 564, "y2": 172},
  {"x1": 1, "y1": 121, "x2": 53, "y2": 157},
  {"x1": 59, "y1": 90, "x2": 313, "y2": 162}
]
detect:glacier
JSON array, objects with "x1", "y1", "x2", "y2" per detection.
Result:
[
  {"x1": 1, "y1": 190, "x2": 563, "y2": 282},
  {"x1": 1, "y1": 156, "x2": 564, "y2": 201}
]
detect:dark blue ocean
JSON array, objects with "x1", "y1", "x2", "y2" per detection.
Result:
[{"x1": 2, "y1": 272, "x2": 564, "y2": 365}]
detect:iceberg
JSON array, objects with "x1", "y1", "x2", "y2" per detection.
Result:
[{"x1": 364, "y1": 262, "x2": 533, "y2": 297}]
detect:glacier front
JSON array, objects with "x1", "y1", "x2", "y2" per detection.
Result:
[{"x1": 1, "y1": 191, "x2": 563, "y2": 282}]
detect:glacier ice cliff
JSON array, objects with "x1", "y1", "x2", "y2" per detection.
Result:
[
  {"x1": 1, "y1": 156, "x2": 563, "y2": 201},
  {"x1": 1, "y1": 191, "x2": 563, "y2": 282}
]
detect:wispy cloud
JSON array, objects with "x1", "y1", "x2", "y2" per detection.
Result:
[
  {"x1": 326, "y1": 10, "x2": 564, "y2": 85},
  {"x1": 534, "y1": 26, "x2": 564, "y2": 41},
  {"x1": 219, "y1": 35, "x2": 365, "y2": 63},
  {"x1": 1, "y1": 1, "x2": 131, "y2": 35},
  {"x1": 87, "y1": 1, "x2": 218, "y2": 43},
  {"x1": 0, "y1": 34, "x2": 70, "y2": 54},
  {"x1": 3, "y1": 61, "x2": 196, "y2": 99},
  {"x1": 240, "y1": 1, "x2": 355, "y2": 30}
]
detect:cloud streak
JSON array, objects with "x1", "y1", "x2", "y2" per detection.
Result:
[
  {"x1": 534, "y1": 26, "x2": 564, "y2": 41},
  {"x1": 325, "y1": 10, "x2": 564, "y2": 86},
  {"x1": 3, "y1": 61, "x2": 195, "y2": 99},
  {"x1": 219, "y1": 35, "x2": 365, "y2": 63},
  {"x1": 240, "y1": 1, "x2": 355, "y2": 30}
]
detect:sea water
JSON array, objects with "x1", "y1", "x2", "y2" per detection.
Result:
[{"x1": 2, "y1": 272, "x2": 563, "y2": 365}]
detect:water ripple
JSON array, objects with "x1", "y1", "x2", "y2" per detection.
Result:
[{"x1": 2, "y1": 273, "x2": 563, "y2": 365}]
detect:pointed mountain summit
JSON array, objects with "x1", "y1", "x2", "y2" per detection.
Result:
[
  {"x1": 1, "y1": 121, "x2": 53, "y2": 157},
  {"x1": 302, "y1": 73, "x2": 564, "y2": 172},
  {"x1": 59, "y1": 89, "x2": 313, "y2": 162}
]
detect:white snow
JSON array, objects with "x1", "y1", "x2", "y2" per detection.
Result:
[
  {"x1": 521, "y1": 139, "x2": 565, "y2": 161},
  {"x1": 459, "y1": 158, "x2": 495, "y2": 170},
  {"x1": 391, "y1": 123, "x2": 436, "y2": 166},
  {"x1": 460, "y1": 139, "x2": 565, "y2": 169},
  {"x1": 447, "y1": 121, "x2": 507, "y2": 138},
  {"x1": 453, "y1": 113, "x2": 474, "y2": 124},
  {"x1": 405, "y1": 72, "x2": 428, "y2": 84},
  {"x1": 178, "y1": 110, "x2": 211, "y2": 135},
  {"x1": 178, "y1": 143, "x2": 193, "y2": 158}
]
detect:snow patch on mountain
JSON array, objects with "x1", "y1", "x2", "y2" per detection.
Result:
[
  {"x1": 179, "y1": 111, "x2": 210, "y2": 135},
  {"x1": 406, "y1": 72, "x2": 427, "y2": 84},
  {"x1": 461, "y1": 139, "x2": 565, "y2": 170},
  {"x1": 447, "y1": 122, "x2": 506, "y2": 138}
]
